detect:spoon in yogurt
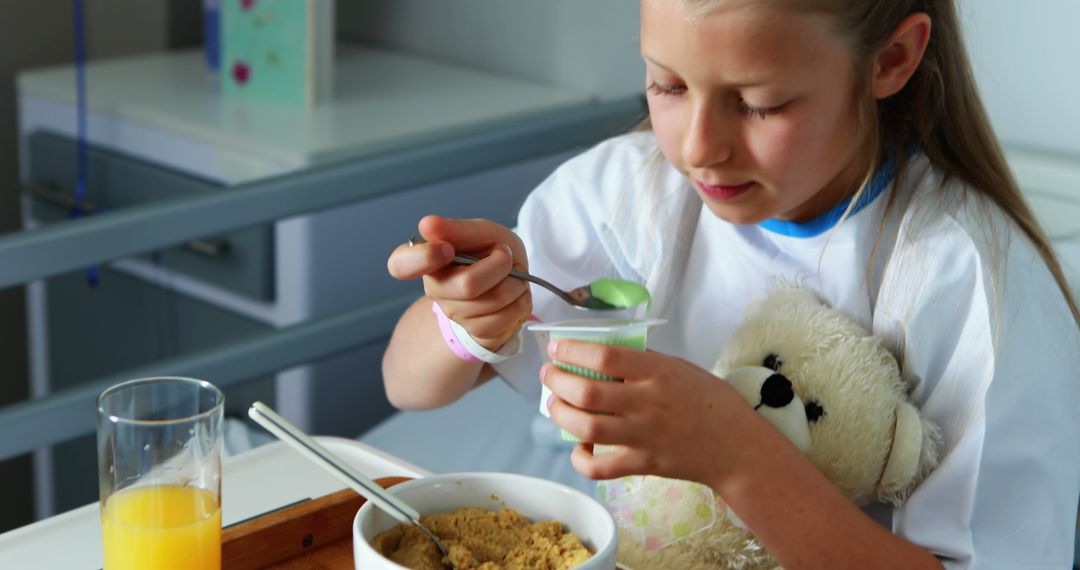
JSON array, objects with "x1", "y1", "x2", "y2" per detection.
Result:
[{"x1": 408, "y1": 236, "x2": 651, "y2": 311}]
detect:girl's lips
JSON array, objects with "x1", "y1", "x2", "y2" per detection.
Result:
[{"x1": 695, "y1": 180, "x2": 755, "y2": 201}]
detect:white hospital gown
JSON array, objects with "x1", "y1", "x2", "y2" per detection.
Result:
[{"x1": 493, "y1": 131, "x2": 1080, "y2": 567}]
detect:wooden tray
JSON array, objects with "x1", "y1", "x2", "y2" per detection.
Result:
[{"x1": 222, "y1": 476, "x2": 411, "y2": 569}]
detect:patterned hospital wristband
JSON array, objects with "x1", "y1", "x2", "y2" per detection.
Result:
[
  {"x1": 431, "y1": 301, "x2": 528, "y2": 363},
  {"x1": 447, "y1": 317, "x2": 524, "y2": 364},
  {"x1": 431, "y1": 300, "x2": 480, "y2": 362}
]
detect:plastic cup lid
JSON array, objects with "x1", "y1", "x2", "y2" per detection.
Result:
[{"x1": 526, "y1": 319, "x2": 667, "y2": 333}]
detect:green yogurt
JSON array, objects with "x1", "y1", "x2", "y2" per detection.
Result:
[{"x1": 588, "y1": 278, "x2": 652, "y2": 311}]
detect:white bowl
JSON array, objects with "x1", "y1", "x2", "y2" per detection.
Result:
[{"x1": 353, "y1": 472, "x2": 618, "y2": 569}]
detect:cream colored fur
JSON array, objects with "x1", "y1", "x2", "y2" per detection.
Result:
[{"x1": 616, "y1": 289, "x2": 942, "y2": 570}]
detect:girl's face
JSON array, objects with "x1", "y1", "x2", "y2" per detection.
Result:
[{"x1": 642, "y1": 0, "x2": 870, "y2": 224}]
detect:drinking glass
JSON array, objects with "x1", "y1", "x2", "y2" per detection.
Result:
[{"x1": 97, "y1": 377, "x2": 224, "y2": 570}]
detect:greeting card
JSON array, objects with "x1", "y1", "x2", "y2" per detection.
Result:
[{"x1": 220, "y1": 0, "x2": 334, "y2": 107}]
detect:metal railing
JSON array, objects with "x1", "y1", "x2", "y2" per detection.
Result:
[{"x1": 0, "y1": 95, "x2": 647, "y2": 462}]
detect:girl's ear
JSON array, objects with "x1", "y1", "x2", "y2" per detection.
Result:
[{"x1": 872, "y1": 12, "x2": 932, "y2": 100}]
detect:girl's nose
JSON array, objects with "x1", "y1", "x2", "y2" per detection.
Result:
[{"x1": 683, "y1": 99, "x2": 733, "y2": 168}]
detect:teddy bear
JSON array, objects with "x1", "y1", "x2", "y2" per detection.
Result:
[{"x1": 597, "y1": 287, "x2": 943, "y2": 570}]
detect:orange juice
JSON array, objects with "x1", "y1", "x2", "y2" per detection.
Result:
[{"x1": 101, "y1": 484, "x2": 221, "y2": 570}]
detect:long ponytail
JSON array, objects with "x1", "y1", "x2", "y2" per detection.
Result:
[{"x1": 852, "y1": 0, "x2": 1080, "y2": 326}]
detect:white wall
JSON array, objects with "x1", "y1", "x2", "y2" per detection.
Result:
[
  {"x1": 337, "y1": 0, "x2": 644, "y2": 100},
  {"x1": 957, "y1": 0, "x2": 1080, "y2": 157}
]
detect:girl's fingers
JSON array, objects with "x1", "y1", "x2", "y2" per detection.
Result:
[
  {"x1": 547, "y1": 395, "x2": 633, "y2": 447},
  {"x1": 545, "y1": 339, "x2": 655, "y2": 382},
  {"x1": 541, "y1": 364, "x2": 635, "y2": 415},
  {"x1": 423, "y1": 245, "x2": 514, "y2": 301},
  {"x1": 433, "y1": 273, "x2": 530, "y2": 319},
  {"x1": 570, "y1": 444, "x2": 652, "y2": 481},
  {"x1": 419, "y1": 215, "x2": 528, "y2": 266},
  {"x1": 442, "y1": 290, "x2": 532, "y2": 341},
  {"x1": 391, "y1": 216, "x2": 525, "y2": 282},
  {"x1": 387, "y1": 240, "x2": 454, "y2": 280}
]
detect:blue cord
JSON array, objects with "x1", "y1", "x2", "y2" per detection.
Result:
[{"x1": 72, "y1": 0, "x2": 98, "y2": 287}]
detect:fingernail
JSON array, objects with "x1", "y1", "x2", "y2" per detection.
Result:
[
  {"x1": 546, "y1": 394, "x2": 556, "y2": 412},
  {"x1": 500, "y1": 244, "x2": 513, "y2": 259},
  {"x1": 439, "y1": 242, "x2": 454, "y2": 258},
  {"x1": 539, "y1": 365, "x2": 548, "y2": 382},
  {"x1": 547, "y1": 340, "x2": 559, "y2": 357}
]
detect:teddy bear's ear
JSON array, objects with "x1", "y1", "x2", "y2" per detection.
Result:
[{"x1": 877, "y1": 402, "x2": 943, "y2": 505}]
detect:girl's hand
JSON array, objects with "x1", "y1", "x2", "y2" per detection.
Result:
[
  {"x1": 387, "y1": 215, "x2": 532, "y2": 351},
  {"x1": 542, "y1": 339, "x2": 764, "y2": 486}
]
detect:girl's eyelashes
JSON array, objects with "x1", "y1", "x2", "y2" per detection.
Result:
[
  {"x1": 647, "y1": 80, "x2": 787, "y2": 120},
  {"x1": 647, "y1": 80, "x2": 686, "y2": 97},
  {"x1": 738, "y1": 99, "x2": 785, "y2": 120}
]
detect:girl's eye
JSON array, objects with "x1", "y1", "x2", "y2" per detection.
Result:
[
  {"x1": 739, "y1": 99, "x2": 784, "y2": 120},
  {"x1": 647, "y1": 81, "x2": 686, "y2": 97}
]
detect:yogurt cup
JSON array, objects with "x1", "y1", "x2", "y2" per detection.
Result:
[{"x1": 527, "y1": 319, "x2": 665, "y2": 442}]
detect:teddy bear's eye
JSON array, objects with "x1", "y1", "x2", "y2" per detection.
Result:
[
  {"x1": 763, "y1": 353, "x2": 782, "y2": 371},
  {"x1": 805, "y1": 401, "x2": 825, "y2": 423}
]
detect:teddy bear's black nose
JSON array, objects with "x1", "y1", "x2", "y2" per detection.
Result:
[{"x1": 758, "y1": 373, "x2": 794, "y2": 409}]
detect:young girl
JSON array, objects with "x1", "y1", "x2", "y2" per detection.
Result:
[{"x1": 384, "y1": 0, "x2": 1080, "y2": 566}]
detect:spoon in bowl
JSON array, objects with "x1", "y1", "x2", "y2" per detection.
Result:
[
  {"x1": 407, "y1": 236, "x2": 651, "y2": 311},
  {"x1": 248, "y1": 402, "x2": 456, "y2": 568}
]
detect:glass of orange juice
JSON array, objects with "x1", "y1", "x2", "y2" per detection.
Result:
[{"x1": 97, "y1": 377, "x2": 224, "y2": 570}]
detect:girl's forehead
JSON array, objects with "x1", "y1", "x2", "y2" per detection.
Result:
[
  {"x1": 641, "y1": 0, "x2": 846, "y2": 83},
  {"x1": 649, "y1": 0, "x2": 779, "y2": 20}
]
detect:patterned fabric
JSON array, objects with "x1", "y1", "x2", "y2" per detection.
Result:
[{"x1": 597, "y1": 475, "x2": 720, "y2": 550}]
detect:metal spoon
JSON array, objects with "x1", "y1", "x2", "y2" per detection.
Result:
[
  {"x1": 247, "y1": 402, "x2": 455, "y2": 568},
  {"x1": 408, "y1": 236, "x2": 649, "y2": 311}
]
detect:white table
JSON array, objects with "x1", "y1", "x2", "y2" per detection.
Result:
[{"x1": 0, "y1": 437, "x2": 429, "y2": 570}]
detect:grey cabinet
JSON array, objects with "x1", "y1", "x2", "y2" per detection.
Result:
[
  {"x1": 22, "y1": 128, "x2": 572, "y2": 514},
  {"x1": 27, "y1": 131, "x2": 275, "y2": 301},
  {"x1": 41, "y1": 268, "x2": 276, "y2": 512},
  {"x1": 25, "y1": 132, "x2": 280, "y2": 513}
]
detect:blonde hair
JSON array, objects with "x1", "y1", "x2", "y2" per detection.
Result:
[{"x1": 669, "y1": 0, "x2": 1080, "y2": 327}]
